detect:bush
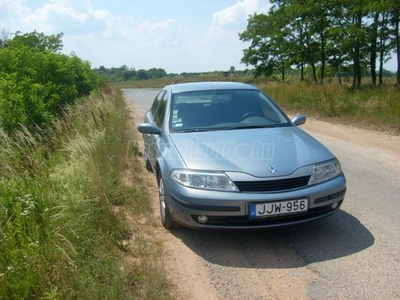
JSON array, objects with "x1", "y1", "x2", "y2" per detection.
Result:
[{"x1": 0, "y1": 31, "x2": 103, "y2": 133}]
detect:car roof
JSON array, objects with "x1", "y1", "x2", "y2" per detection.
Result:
[{"x1": 166, "y1": 81, "x2": 258, "y2": 93}]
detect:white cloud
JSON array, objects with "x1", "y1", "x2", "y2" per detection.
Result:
[
  {"x1": 213, "y1": 0, "x2": 266, "y2": 27},
  {"x1": 0, "y1": 0, "x2": 185, "y2": 44},
  {"x1": 100, "y1": 15, "x2": 129, "y2": 39},
  {"x1": 92, "y1": 9, "x2": 112, "y2": 20},
  {"x1": 205, "y1": 0, "x2": 270, "y2": 43},
  {"x1": 0, "y1": 0, "x2": 32, "y2": 31},
  {"x1": 136, "y1": 19, "x2": 177, "y2": 33},
  {"x1": 28, "y1": 1, "x2": 90, "y2": 24},
  {"x1": 0, "y1": 0, "x2": 30, "y2": 17},
  {"x1": 0, "y1": 0, "x2": 96, "y2": 33}
]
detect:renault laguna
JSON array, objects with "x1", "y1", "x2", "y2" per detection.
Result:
[{"x1": 138, "y1": 82, "x2": 346, "y2": 229}]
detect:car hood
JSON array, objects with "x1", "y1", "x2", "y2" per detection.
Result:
[{"x1": 169, "y1": 127, "x2": 334, "y2": 177}]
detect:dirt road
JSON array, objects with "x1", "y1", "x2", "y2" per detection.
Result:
[{"x1": 123, "y1": 88, "x2": 400, "y2": 300}]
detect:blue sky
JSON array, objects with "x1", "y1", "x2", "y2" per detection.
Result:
[
  {"x1": 0, "y1": 0, "x2": 272, "y2": 73},
  {"x1": 0, "y1": 0, "x2": 396, "y2": 73}
]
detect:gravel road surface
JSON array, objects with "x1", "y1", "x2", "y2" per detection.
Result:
[{"x1": 123, "y1": 88, "x2": 400, "y2": 300}]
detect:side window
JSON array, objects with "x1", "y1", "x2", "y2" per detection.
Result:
[
  {"x1": 150, "y1": 90, "x2": 166, "y2": 117},
  {"x1": 154, "y1": 91, "x2": 169, "y2": 127}
]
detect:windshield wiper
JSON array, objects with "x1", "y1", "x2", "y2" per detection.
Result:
[
  {"x1": 176, "y1": 124, "x2": 278, "y2": 133},
  {"x1": 177, "y1": 128, "x2": 213, "y2": 133},
  {"x1": 224, "y1": 124, "x2": 277, "y2": 130}
]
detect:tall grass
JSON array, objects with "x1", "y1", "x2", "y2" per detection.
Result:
[
  {"x1": 259, "y1": 81, "x2": 400, "y2": 134},
  {"x1": 0, "y1": 88, "x2": 172, "y2": 299}
]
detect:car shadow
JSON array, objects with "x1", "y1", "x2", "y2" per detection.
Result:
[{"x1": 169, "y1": 210, "x2": 374, "y2": 269}]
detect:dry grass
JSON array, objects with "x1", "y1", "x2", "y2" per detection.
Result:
[
  {"x1": 0, "y1": 88, "x2": 173, "y2": 299},
  {"x1": 260, "y1": 81, "x2": 400, "y2": 135}
]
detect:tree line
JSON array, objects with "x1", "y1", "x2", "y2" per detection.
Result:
[
  {"x1": 95, "y1": 65, "x2": 168, "y2": 82},
  {"x1": 239, "y1": 0, "x2": 400, "y2": 87},
  {"x1": 93, "y1": 65, "x2": 255, "y2": 82},
  {"x1": 0, "y1": 31, "x2": 103, "y2": 133}
]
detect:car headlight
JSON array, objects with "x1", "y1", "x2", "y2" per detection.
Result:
[
  {"x1": 309, "y1": 159, "x2": 342, "y2": 185},
  {"x1": 171, "y1": 170, "x2": 239, "y2": 192}
]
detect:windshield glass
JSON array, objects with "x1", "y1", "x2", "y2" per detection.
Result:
[{"x1": 169, "y1": 89, "x2": 290, "y2": 132}]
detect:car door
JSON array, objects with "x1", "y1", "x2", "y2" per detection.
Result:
[{"x1": 145, "y1": 89, "x2": 168, "y2": 169}]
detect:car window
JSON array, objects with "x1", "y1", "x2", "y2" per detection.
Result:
[
  {"x1": 154, "y1": 90, "x2": 169, "y2": 127},
  {"x1": 150, "y1": 90, "x2": 166, "y2": 117},
  {"x1": 170, "y1": 89, "x2": 290, "y2": 132}
]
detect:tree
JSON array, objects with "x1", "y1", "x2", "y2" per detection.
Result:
[
  {"x1": 281, "y1": 0, "x2": 310, "y2": 81},
  {"x1": 8, "y1": 30, "x2": 63, "y2": 53},
  {"x1": 377, "y1": 10, "x2": 392, "y2": 84},
  {"x1": 350, "y1": 1, "x2": 367, "y2": 88},
  {"x1": 239, "y1": 12, "x2": 292, "y2": 81},
  {"x1": 147, "y1": 68, "x2": 167, "y2": 79},
  {"x1": 240, "y1": 0, "x2": 337, "y2": 83},
  {"x1": 0, "y1": 30, "x2": 12, "y2": 48},
  {"x1": 137, "y1": 69, "x2": 149, "y2": 80},
  {"x1": 0, "y1": 31, "x2": 101, "y2": 132},
  {"x1": 239, "y1": 0, "x2": 398, "y2": 87},
  {"x1": 390, "y1": 3, "x2": 400, "y2": 85},
  {"x1": 289, "y1": 0, "x2": 332, "y2": 83}
]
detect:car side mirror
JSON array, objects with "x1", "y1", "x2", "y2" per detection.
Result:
[
  {"x1": 291, "y1": 115, "x2": 306, "y2": 126},
  {"x1": 138, "y1": 123, "x2": 161, "y2": 135}
]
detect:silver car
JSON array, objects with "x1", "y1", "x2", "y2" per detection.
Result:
[{"x1": 138, "y1": 82, "x2": 346, "y2": 229}]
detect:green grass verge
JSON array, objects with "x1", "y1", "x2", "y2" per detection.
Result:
[{"x1": 0, "y1": 87, "x2": 173, "y2": 299}]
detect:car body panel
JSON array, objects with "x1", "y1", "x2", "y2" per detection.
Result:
[{"x1": 169, "y1": 127, "x2": 334, "y2": 177}]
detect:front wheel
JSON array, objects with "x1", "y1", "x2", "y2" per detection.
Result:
[
  {"x1": 145, "y1": 156, "x2": 152, "y2": 172},
  {"x1": 158, "y1": 177, "x2": 179, "y2": 230}
]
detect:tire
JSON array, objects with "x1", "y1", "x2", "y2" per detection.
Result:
[
  {"x1": 158, "y1": 177, "x2": 179, "y2": 230},
  {"x1": 145, "y1": 156, "x2": 153, "y2": 172}
]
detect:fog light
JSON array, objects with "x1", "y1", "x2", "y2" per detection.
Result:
[
  {"x1": 197, "y1": 215, "x2": 208, "y2": 224},
  {"x1": 332, "y1": 202, "x2": 339, "y2": 209}
]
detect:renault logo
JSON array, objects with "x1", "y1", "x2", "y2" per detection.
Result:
[{"x1": 268, "y1": 165, "x2": 278, "y2": 174}]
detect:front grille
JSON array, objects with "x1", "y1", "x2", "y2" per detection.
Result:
[{"x1": 234, "y1": 176, "x2": 310, "y2": 192}]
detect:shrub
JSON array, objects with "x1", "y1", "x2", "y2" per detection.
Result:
[{"x1": 0, "y1": 31, "x2": 103, "y2": 133}]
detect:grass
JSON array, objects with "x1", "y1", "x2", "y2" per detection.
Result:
[
  {"x1": 260, "y1": 81, "x2": 400, "y2": 134},
  {"x1": 0, "y1": 87, "x2": 173, "y2": 299}
]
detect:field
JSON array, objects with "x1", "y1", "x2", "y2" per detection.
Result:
[
  {"x1": 116, "y1": 75, "x2": 400, "y2": 135},
  {"x1": 260, "y1": 80, "x2": 400, "y2": 135}
]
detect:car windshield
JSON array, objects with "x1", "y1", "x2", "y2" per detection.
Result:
[{"x1": 169, "y1": 89, "x2": 290, "y2": 132}]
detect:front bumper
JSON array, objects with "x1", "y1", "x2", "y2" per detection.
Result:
[{"x1": 164, "y1": 174, "x2": 347, "y2": 229}]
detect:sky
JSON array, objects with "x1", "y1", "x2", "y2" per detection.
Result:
[{"x1": 0, "y1": 0, "x2": 397, "y2": 74}]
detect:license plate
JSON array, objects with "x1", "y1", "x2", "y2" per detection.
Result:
[{"x1": 249, "y1": 199, "x2": 308, "y2": 219}]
